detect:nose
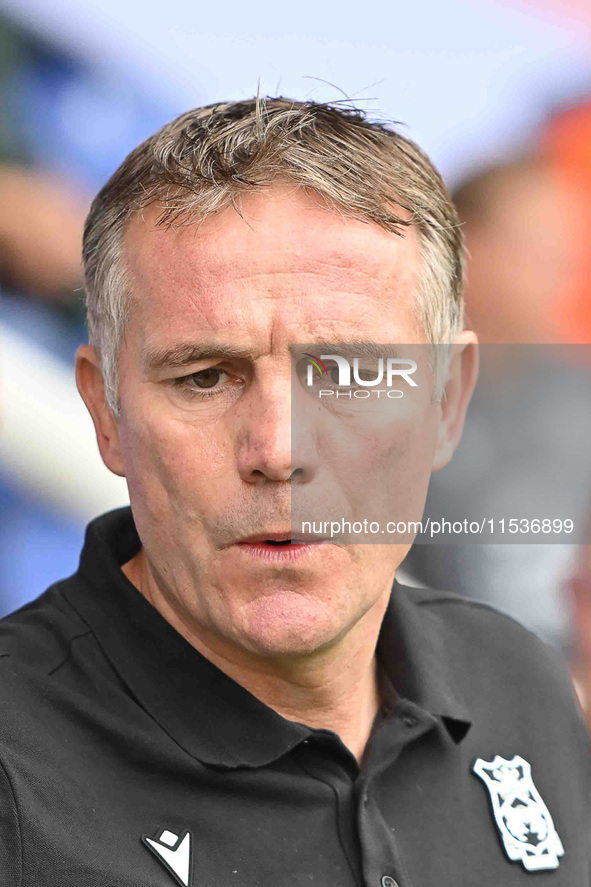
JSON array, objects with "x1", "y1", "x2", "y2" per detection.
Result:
[{"x1": 234, "y1": 376, "x2": 315, "y2": 485}]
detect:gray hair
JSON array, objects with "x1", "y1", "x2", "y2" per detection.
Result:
[{"x1": 83, "y1": 96, "x2": 465, "y2": 415}]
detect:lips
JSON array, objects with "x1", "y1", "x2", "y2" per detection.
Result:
[
  {"x1": 235, "y1": 532, "x2": 327, "y2": 545},
  {"x1": 232, "y1": 532, "x2": 328, "y2": 561},
  {"x1": 240, "y1": 533, "x2": 294, "y2": 544}
]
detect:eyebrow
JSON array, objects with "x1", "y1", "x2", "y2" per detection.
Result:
[
  {"x1": 141, "y1": 341, "x2": 258, "y2": 372},
  {"x1": 142, "y1": 338, "x2": 405, "y2": 373},
  {"x1": 295, "y1": 340, "x2": 404, "y2": 360}
]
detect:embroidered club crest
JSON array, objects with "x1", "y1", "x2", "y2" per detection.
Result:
[{"x1": 472, "y1": 755, "x2": 564, "y2": 871}]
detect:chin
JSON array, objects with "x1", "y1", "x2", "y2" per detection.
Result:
[{"x1": 236, "y1": 591, "x2": 350, "y2": 658}]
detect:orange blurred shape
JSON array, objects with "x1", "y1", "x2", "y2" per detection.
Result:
[{"x1": 540, "y1": 101, "x2": 591, "y2": 344}]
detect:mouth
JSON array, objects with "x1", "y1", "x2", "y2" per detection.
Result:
[{"x1": 233, "y1": 532, "x2": 328, "y2": 561}]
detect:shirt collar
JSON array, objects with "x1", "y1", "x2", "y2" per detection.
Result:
[{"x1": 64, "y1": 507, "x2": 471, "y2": 769}]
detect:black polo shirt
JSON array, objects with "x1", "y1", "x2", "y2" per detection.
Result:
[{"x1": 1, "y1": 507, "x2": 590, "y2": 887}]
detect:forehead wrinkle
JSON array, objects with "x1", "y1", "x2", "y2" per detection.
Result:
[
  {"x1": 158, "y1": 263, "x2": 405, "y2": 305},
  {"x1": 128, "y1": 213, "x2": 415, "y2": 286}
]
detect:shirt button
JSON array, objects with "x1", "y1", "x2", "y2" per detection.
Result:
[{"x1": 381, "y1": 877, "x2": 399, "y2": 887}]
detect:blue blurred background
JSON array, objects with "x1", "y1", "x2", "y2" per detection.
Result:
[{"x1": 2, "y1": 0, "x2": 591, "y2": 693}]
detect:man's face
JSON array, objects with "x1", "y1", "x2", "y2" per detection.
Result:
[{"x1": 84, "y1": 186, "x2": 466, "y2": 658}]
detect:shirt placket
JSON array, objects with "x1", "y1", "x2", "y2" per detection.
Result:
[{"x1": 355, "y1": 698, "x2": 438, "y2": 887}]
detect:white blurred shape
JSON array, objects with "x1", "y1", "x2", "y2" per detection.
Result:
[{"x1": 0, "y1": 323, "x2": 129, "y2": 522}]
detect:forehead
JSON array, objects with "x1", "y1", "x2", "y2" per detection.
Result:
[{"x1": 123, "y1": 186, "x2": 423, "y2": 350}]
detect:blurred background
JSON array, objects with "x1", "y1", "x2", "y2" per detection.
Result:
[{"x1": 2, "y1": 0, "x2": 591, "y2": 716}]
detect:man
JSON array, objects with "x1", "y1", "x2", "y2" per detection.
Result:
[{"x1": 0, "y1": 97, "x2": 589, "y2": 887}]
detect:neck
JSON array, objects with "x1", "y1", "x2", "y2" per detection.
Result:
[{"x1": 122, "y1": 551, "x2": 388, "y2": 763}]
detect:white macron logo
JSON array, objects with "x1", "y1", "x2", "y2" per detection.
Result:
[{"x1": 142, "y1": 828, "x2": 192, "y2": 886}]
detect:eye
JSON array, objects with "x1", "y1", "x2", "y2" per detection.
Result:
[
  {"x1": 171, "y1": 365, "x2": 235, "y2": 397},
  {"x1": 328, "y1": 365, "x2": 340, "y2": 384},
  {"x1": 190, "y1": 367, "x2": 227, "y2": 389}
]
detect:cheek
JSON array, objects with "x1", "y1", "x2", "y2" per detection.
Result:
[
  {"x1": 118, "y1": 407, "x2": 234, "y2": 522},
  {"x1": 365, "y1": 414, "x2": 437, "y2": 515},
  {"x1": 325, "y1": 398, "x2": 437, "y2": 480},
  {"x1": 317, "y1": 403, "x2": 438, "y2": 532}
]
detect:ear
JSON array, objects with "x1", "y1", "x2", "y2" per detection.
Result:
[
  {"x1": 431, "y1": 331, "x2": 479, "y2": 473},
  {"x1": 75, "y1": 344, "x2": 126, "y2": 477}
]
